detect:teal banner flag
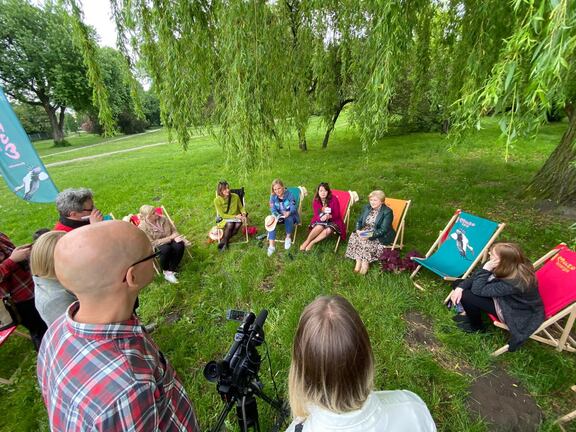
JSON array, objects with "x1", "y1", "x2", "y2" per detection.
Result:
[{"x1": 0, "y1": 88, "x2": 59, "y2": 202}]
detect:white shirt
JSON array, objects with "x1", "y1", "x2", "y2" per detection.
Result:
[{"x1": 285, "y1": 390, "x2": 436, "y2": 432}]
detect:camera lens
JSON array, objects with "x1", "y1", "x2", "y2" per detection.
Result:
[{"x1": 203, "y1": 361, "x2": 222, "y2": 382}]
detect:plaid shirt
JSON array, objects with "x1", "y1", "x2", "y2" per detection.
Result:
[
  {"x1": 38, "y1": 302, "x2": 199, "y2": 432},
  {"x1": 0, "y1": 232, "x2": 34, "y2": 303}
]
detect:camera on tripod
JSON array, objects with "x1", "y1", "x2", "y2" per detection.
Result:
[{"x1": 204, "y1": 309, "x2": 289, "y2": 432}]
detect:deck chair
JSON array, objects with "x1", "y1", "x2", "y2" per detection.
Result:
[
  {"x1": 0, "y1": 325, "x2": 31, "y2": 385},
  {"x1": 383, "y1": 197, "x2": 411, "y2": 250},
  {"x1": 490, "y1": 244, "x2": 576, "y2": 356},
  {"x1": 331, "y1": 190, "x2": 359, "y2": 252},
  {"x1": 410, "y1": 209, "x2": 505, "y2": 290},
  {"x1": 556, "y1": 385, "x2": 576, "y2": 430},
  {"x1": 275, "y1": 186, "x2": 307, "y2": 245},
  {"x1": 215, "y1": 187, "x2": 249, "y2": 244}
]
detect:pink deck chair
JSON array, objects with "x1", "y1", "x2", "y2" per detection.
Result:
[
  {"x1": 0, "y1": 325, "x2": 32, "y2": 385},
  {"x1": 491, "y1": 244, "x2": 576, "y2": 356},
  {"x1": 330, "y1": 190, "x2": 358, "y2": 252}
]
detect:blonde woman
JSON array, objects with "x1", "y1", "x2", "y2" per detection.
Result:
[
  {"x1": 266, "y1": 179, "x2": 299, "y2": 256},
  {"x1": 30, "y1": 230, "x2": 76, "y2": 327},
  {"x1": 138, "y1": 205, "x2": 189, "y2": 284},
  {"x1": 287, "y1": 295, "x2": 436, "y2": 432},
  {"x1": 345, "y1": 190, "x2": 395, "y2": 274}
]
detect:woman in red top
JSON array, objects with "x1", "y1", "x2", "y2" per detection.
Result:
[{"x1": 300, "y1": 183, "x2": 346, "y2": 252}]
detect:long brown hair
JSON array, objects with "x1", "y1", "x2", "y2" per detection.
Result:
[
  {"x1": 216, "y1": 180, "x2": 229, "y2": 197},
  {"x1": 314, "y1": 182, "x2": 333, "y2": 206},
  {"x1": 491, "y1": 242, "x2": 536, "y2": 290},
  {"x1": 288, "y1": 296, "x2": 374, "y2": 419}
]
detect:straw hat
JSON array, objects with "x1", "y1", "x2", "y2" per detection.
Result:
[{"x1": 264, "y1": 215, "x2": 279, "y2": 232}]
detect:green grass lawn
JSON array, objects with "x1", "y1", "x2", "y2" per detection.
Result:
[{"x1": 0, "y1": 115, "x2": 574, "y2": 431}]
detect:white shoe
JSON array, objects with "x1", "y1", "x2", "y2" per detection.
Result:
[
  {"x1": 267, "y1": 246, "x2": 276, "y2": 257},
  {"x1": 163, "y1": 271, "x2": 179, "y2": 284},
  {"x1": 285, "y1": 238, "x2": 292, "y2": 250}
]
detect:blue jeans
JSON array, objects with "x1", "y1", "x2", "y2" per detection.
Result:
[{"x1": 268, "y1": 215, "x2": 296, "y2": 240}]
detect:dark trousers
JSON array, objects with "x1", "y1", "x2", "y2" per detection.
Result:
[
  {"x1": 157, "y1": 241, "x2": 185, "y2": 272},
  {"x1": 15, "y1": 299, "x2": 48, "y2": 351},
  {"x1": 219, "y1": 222, "x2": 242, "y2": 248},
  {"x1": 460, "y1": 289, "x2": 497, "y2": 329}
]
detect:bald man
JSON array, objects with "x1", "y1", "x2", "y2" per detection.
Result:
[{"x1": 37, "y1": 221, "x2": 198, "y2": 431}]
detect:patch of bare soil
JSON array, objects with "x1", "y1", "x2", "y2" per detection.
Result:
[
  {"x1": 259, "y1": 275, "x2": 274, "y2": 292},
  {"x1": 536, "y1": 199, "x2": 576, "y2": 220},
  {"x1": 165, "y1": 310, "x2": 182, "y2": 325},
  {"x1": 403, "y1": 311, "x2": 542, "y2": 431},
  {"x1": 467, "y1": 367, "x2": 542, "y2": 432}
]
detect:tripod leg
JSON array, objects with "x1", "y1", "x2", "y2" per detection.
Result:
[{"x1": 211, "y1": 398, "x2": 237, "y2": 432}]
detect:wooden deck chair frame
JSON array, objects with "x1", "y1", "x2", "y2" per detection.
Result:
[
  {"x1": 159, "y1": 205, "x2": 193, "y2": 260},
  {"x1": 383, "y1": 198, "x2": 411, "y2": 250},
  {"x1": 275, "y1": 186, "x2": 306, "y2": 245},
  {"x1": 215, "y1": 187, "x2": 249, "y2": 245},
  {"x1": 410, "y1": 209, "x2": 506, "y2": 290},
  {"x1": 125, "y1": 213, "x2": 161, "y2": 275},
  {"x1": 491, "y1": 245, "x2": 576, "y2": 356},
  {"x1": 556, "y1": 385, "x2": 576, "y2": 431},
  {"x1": 333, "y1": 190, "x2": 357, "y2": 253}
]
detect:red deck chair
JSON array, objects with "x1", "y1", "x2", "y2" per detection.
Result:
[
  {"x1": 0, "y1": 325, "x2": 32, "y2": 385},
  {"x1": 490, "y1": 244, "x2": 576, "y2": 356},
  {"x1": 330, "y1": 190, "x2": 358, "y2": 252}
]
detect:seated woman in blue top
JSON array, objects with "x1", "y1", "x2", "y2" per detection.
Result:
[
  {"x1": 267, "y1": 179, "x2": 299, "y2": 257},
  {"x1": 345, "y1": 190, "x2": 395, "y2": 275}
]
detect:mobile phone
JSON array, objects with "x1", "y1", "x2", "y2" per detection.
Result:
[
  {"x1": 226, "y1": 309, "x2": 247, "y2": 322},
  {"x1": 445, "y1": 299, "x2": 453, "y2": 309}
]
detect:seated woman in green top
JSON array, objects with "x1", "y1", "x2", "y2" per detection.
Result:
[{"x1": 213, "y1": 180, "x2": 247, "y2": 251}]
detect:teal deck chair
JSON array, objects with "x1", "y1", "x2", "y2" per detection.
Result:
[
  {"x1": 410, "y1": 209, "x2": 505, "y2": 290},
  {"x1": 275, "y1": 186, "x2": 307, "y2": 245}
]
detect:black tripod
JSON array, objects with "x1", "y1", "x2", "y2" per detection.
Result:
[{"x1": 210, "y1": 379, "x2": 289, "y2": 432}]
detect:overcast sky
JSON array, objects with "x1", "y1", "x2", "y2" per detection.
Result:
[{"x1": 81, "y1": 0, "x2": 117, "y2": 48}]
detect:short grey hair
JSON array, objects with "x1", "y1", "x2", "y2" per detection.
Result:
[{"x1": 56, "y1": 188, "x2": 94, "y2": 216}]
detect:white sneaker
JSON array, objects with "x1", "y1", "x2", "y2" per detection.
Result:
[
  {"x1": 285, "y1": 238, "x2": 292, "y2": 250},
  {"x1": 267, "y1": 246, "x2": 276, "y2": 257},
  {"x1": 163, "y1": 271, "x2": 179, "y2": 284}
]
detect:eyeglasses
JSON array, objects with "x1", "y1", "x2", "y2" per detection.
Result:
[
  {"x1": 130, "y1": 250, "x2": 161, "y2": 267},
  {"x1": 82, "y1": 207, "x2": 94, "y2": 212}
]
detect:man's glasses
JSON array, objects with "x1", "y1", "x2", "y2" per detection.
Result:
[
  {"x1": 82, "y1": 207, "x2": 94, "y2": 212},
  {"x1": 130, "y1": 250, "x2": 161, "y2": 267}
]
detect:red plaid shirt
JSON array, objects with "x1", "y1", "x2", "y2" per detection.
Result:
[
  {"x1": 38, "y1": 302, "x2": 199, "y2": 431},
  {"x1": 0, "y1": 232, "x2": 34, "y2": 303}
]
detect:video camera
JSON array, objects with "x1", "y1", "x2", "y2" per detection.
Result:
[{"x1": 204, "y1": 309, "x2": 288, "y2": 432}]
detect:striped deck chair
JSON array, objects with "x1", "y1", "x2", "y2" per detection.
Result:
[
  {"x1": 0, "y1": 325, "x2": 31, "y2": 385},
  {"x1": 410, "y1": 209, "x2": 505, "y2": 290},
  {"x1": 491, "y1": 244, "x2": 576, "y2": 356},
  {"x1": 383, "y1": 197, "x2": 411, "y2": 250},
  {"x1": 275, "y1": 186, "x2": 307, "y2": 245},
  {"x1": 331, "y1": 190, "x2": 359, "y2": 252},
  {"x1": 215, "y1": 187, "x2": 249, "y2": 244}
]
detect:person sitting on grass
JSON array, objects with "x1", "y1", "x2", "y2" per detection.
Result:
[
  {"x1": 30, "y1": 230, "x2": 77, "y2": 327},
  {"x1": 448, "y1": 242, "x2": 544, "y2": 351},
  {"x1": 138, "y1": 205, "x2": 190, "y2": 284},
  {"x1": 213, "y1": 180, "x2": 247, "y2": 252},
  {"x1": 300, "y1": 182, "x2": 345, "y2": 252},
  {"x1": 53, "y1": 188, "x2": 103, "y2": 232},
  {"x1": 38, "y1": 221, "x2": 199, "y2": 431},
  {"x1": 266, "y1": 179, "x2": 299, "y2": 256},
  {"x1": 286, "y1": 295, "x2": 436, "y2": 432},
  {"x1": 345, "y1": 190, "x2": 395, "y2": 275}
]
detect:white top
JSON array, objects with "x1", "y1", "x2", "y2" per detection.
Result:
[
  {"x1": 33, "y1": 276, "x2": 77, "y2": 327},
  {"x1": 285, "y1": 390, "x2": 436, "y2": 432}
]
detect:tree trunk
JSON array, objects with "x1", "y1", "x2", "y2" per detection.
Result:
[
  {"x1": 528, "y1": 103, "x2": 576, "y2": 204},
  {"x1": 42, "y1": 102, "x2": 66, "y2": 146},
  {"x1": 322, "y1": 99, "x2": 354, "y2": 149},
  {"x1": 298, "y1": 127, "x2": 307, "y2": 151}
]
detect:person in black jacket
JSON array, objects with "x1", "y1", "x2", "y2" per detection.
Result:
[
  {"x1": 345, "y1": 190, "x2": 395, "y2": 275},
  {"x1": 448, "y1": 242, "x2": 544, "y2": 351}
]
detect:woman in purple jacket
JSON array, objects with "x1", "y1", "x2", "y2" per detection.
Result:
[{"x1": 300, "y1": 183, "x2": 346, "y2": 252}]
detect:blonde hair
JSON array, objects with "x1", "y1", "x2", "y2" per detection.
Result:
[
  {"x1": 30, "y1": 231, "x2": 66, "y2": 279},
  {"x1": 491, "y1": 242, "x2": 537, "y2": 290},
  {"x1": 139, "y1": 205, "x2": 157, "y2": 220},
  {"x1": 270, "y1": 179, "x2": 285, "y2": 195},
  {"x1": 288, "y1": 296, "x2": 374, "y2": 419},
  {"x1": 368, "y1": 190, "x2": 386, "y2": 202}
]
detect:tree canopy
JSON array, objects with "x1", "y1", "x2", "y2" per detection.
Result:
[{"x1": 68, "y1": 0, "x2": 575, "y2": 202}]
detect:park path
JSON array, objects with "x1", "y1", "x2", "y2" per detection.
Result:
[{"x1": 44, "y1": 142, "x2": 168, "y2": 168}]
